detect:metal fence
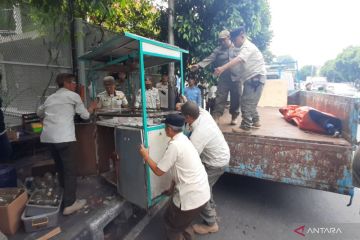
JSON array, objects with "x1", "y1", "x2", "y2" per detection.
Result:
[
  {"x1": 0, "y1": 4, "x2": 71, "y2": 127},
  {"x1": 0, "y1": 4, "x2": 115, "y2": 127},
  {"x1": 0, "y1": 4, "x2": 166, "y2": 128}
]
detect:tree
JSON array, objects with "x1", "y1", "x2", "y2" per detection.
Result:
[
  {"x1": 7, "y1": 0, "x2": 160, "y2": 37},
  {"x1": 274, "y1": 55, "x2": 297, "y2": 69},
  {"x1": 298, "y1": 65, "x2": 317, "y2": 81},
  {"x1": 263, "y1": 49, "x2": 275, "y2": 64},
  {"x1": 320, "y1": 60, "x2": 344, "y2": 82},
  {"x1": 320, "y1": 46, "x2": 360, "y2": 82},
  {"x1": 158, "y1": 0, "x2": 272, "y2": 82}
]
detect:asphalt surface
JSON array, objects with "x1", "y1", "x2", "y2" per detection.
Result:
[{"x1": 136, "y1": 173, "x2": 360, "y2": 240}]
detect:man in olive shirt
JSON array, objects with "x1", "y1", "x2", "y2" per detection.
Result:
[
  {"x1": 215, "y1": 27, "x2": 266, "y2": 131},
  {"x1": 191, "y1": 30, "x2": 241, "y2": 125}
]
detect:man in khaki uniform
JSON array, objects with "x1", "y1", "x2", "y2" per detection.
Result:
[
  {"x1": 97, "y1": 76, "x2": 128, "y2": 110},
  {"x1": 215, "y1": 27, "x2": 266, "y2": 131},
  {"x1": 135, "y1": 77, "x2": 160, "y2": 109},
  {"x1": 156, "y1": 73, "x2": 169, "y2": 109},
  {"x1": 191, "y1": 30, "x2": 241, "y2": 125}
]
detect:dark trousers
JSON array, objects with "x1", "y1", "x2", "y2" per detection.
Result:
[
  {"x1": 0, "y1": 132, "x2": 12, "y2": 162},
  {"x1": 200, "y1": 164, "x2": 225, "y2": 225},
  {"x1": 49, "y1": 142, "x2": 77, "y2": 207},
  {"x1": 240, "y1": 76, "x2": 265, "y2": 128},
  {"x1": 212, "y1": 76, "x2": 242, "y2": 118},
  {"x1": 206, "y1": 98, "x2": 216, "y2": 114},
  {"x1": 164, "y1": 200, "x2": 205, "y2": 240}
]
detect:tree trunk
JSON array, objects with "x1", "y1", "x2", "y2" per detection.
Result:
[{"x1": 168, "y1": 0, "x2": 175, "y2": 110}]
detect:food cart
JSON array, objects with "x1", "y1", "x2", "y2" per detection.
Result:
[{"x1": 78, "y1": 32, "x2": 188, "y2": 209}]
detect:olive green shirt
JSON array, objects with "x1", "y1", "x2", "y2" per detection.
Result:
[{"x1": 198, "y1": 45, "x2": 233, "y2": 80}]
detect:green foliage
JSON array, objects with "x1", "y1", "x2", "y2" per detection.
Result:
[
  {"x1": 89, "y1": 0, "x2": 160, "y2": 38},
  {"x1": 158, "y1": 0, "x2": 272, "y2": 82},
  {"x1": 263, "y1": 49, "x2": 275, "y2": 64},
  {"x1": 298, "y1": 65, "x2": 317, "y2": 81},
  {"x1": 320, "y1": 46, "x2": 360, "y2": 82},
  {"x1": 8, "y1": 0, "x2": 159, "y2": 37},
  {"x1": 275, "y1": 55, "x2": 297, "y2": 69}
]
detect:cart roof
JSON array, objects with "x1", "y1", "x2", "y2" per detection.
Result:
[{"x1": 79, "y1": 32, "x2": 188, "y2": 71}]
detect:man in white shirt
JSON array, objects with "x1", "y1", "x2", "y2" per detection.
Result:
[
  {"x1": 135, "y1": 77, "x2": 160, "y2": 109},
  {"x1": 37, "y1": 73, "x2": 97, "y2": 216},
  {"x1": 181, "y1": 101, "x2": 230, "y2": 235},
  {"x1": 156, "y1": 73, "x2": 169, "y2": 109},
  {"x1": 97, "y1": 76, "x2": 128, "y2": 110},
  {"x1": 214, "y1": 27, "x2": 266, "y2": 132},
  {"x1": 139, "y1": 114, "x2": 210, "y2": 240},
  {"x1": 205, "y1": 84, "x2": 217, "y2": 114}
]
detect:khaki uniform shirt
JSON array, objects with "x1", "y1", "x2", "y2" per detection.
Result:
[
  {"x1": 135, "y1": 88, "x2": 160, "y2": 109},
  {"x1": 156, "y1": 82, "x2": 169, "y2": 108},
  {"x1": 230, "y1": 39, "x2": 266, "y2": 83},
  {"x1": 198, "y1": 45, "x2": 233, "y2": 80},
  {"x1": 97, "y1": 90, "x2": 128, "y2": 110}
]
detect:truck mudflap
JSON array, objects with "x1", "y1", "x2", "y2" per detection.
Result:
[{"x1": 225, "y1": 133, "x2": 354, "y2": 197}]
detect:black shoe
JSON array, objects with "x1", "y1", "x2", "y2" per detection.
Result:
[
  {"x1": 240, "y1": 125, "x2": 251, "y2": 131},
  {"x1": 232, "y1": 126, "x2": 251, "y2": 134}
]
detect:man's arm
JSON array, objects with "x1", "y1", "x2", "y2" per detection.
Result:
[
  {"x1": 214, "y1": 44, "x2": 252, "y2": 76},
  {"x1": 139, "y1": 144, "x2": 165, "y2": 176},
  {"x1": 163, "y1": 180, "x2": 176, "y2": 196},
  {"x1": 74, "y1": 93, "x2": 96, "y2": 119},
  {"x1": 134, "y1": 90, "x2": 141, "y2": 108},
  {"x1": 36, "y1": 104, "x2": 45, "y2": 118},
  {"x1": 190, "y1": 129, "x2": 207, "y2": 155},
  {"x1": 155, "y1": 89, "x2": 161, "y2": 109},
  {"x1": 190, "y1": 48, "x2": 220, "y2": 71},
  {"x1": 122, "y1": 96, "x2": 129, "y2": 108},
  {"x1": 214, "y1": 56, "x2": 245, "y2": 77}
]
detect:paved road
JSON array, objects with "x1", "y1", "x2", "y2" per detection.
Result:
[{"x1": 136, "y1": 173, "x2": 360, "y2": 240}]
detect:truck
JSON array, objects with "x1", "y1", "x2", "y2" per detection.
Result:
[{"x1": 220, "y1": 91, "x2": 358, "y2": 205}]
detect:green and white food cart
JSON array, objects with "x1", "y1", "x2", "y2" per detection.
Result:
[{"x1": 79, "y1": 32, "x2": 188, "y2": 209}]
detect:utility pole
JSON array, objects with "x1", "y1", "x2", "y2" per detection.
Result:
[
  {"x1": 68, "y1": 0, "x2": 79, "y2": 88},
  {"x1": 168, "y1": 0, "x2": 175, "y2": 109}
]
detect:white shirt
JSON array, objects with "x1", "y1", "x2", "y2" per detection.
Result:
[
  {"x1": 156, "y1": 82, "x2": 169, "y2": 108},
  {"x1": 37, "y1": 88, "x2": 90, "y2": 143},
  {"x1": 97, "y1": 90, "x2": 128, "y2": 110},
  {"x1": 230, "y1": 39, "x2": 266, "y2": 83},
  {"x1": 190, "y1": 108, "x2": 230, "y2": 167},
  {"x1": 157, "y1": 133, "x2": 210, "y2": 211},
  {"x1": 135, "y1": 88, "x2": 160, "y2": 109},
  {"x1": 208, "y1": 85, "x2": 217, "y2": 99}
]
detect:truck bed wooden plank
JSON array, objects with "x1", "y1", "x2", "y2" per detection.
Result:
[
  {"x1": 219, "y1": 108, "x2": 353, "y2": 196},
  {"x1": 219, "y1": 107, "x2": 350, "y2": 146}
]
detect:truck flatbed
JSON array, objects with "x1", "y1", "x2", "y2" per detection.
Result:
[
  {"x1": 219, "y1": 107, "x2": 350, "y2": 146},
  {"x1": 219, "y1": 91, "x2": 358, "y2": 198}
]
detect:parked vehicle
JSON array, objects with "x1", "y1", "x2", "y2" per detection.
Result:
[{"x1": 220, "y1": 91, "x2": 358, "y2": 205}]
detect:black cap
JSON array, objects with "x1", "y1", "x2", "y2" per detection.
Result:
[
  {"x1": 164, "y1": 114, "x2": 185, "y2": 127},
  {"x1": 230, "y1": 26, "x2": 246, "y2": 39}
]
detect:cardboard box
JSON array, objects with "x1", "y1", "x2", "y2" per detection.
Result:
[{"x1": 0, "y1": 188, "x2": 28, "y2": 235}]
